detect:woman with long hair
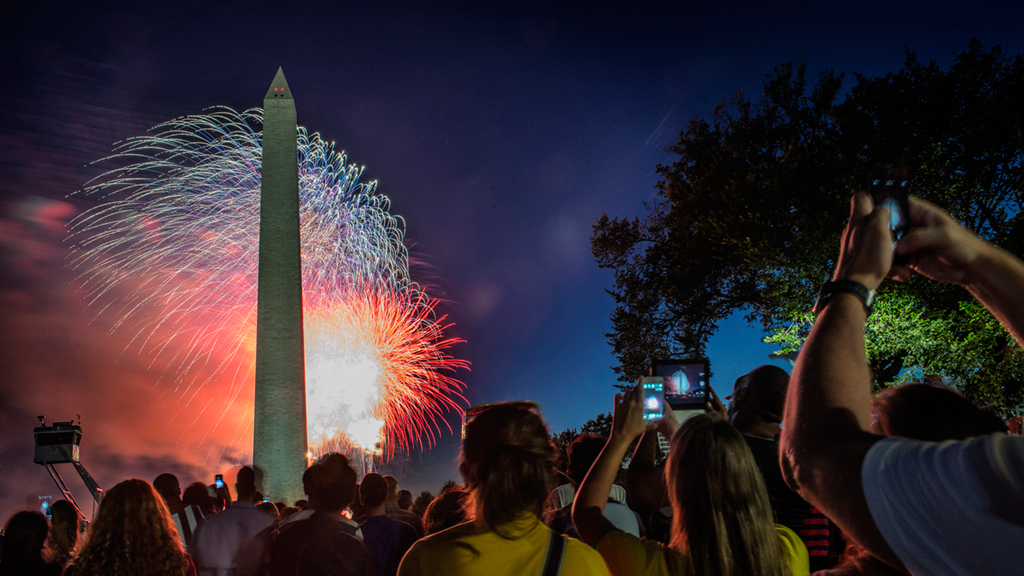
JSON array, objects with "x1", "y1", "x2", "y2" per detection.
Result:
[
  {"x1": 63, "y1": 479, "x2": 196, "y2": 576},
  {"x1": 398, "y1": 402, "x2": 608, "y2": 575},
  {"x1": 44, "y1": 500, "x2": 80, "y2": 568},
  {"x1": 574, "y1": 383, "x2": 807, "y2": 576},
  {"x1": 0, "y1": 510, "x2": 62, "y2": 576}
]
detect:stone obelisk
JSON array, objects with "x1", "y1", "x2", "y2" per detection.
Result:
[{"x1": 253, "y1": 67, "x2": 308, "y2": 502}]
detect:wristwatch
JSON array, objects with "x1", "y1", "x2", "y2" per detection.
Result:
[{"x1": 813, "y1": 280, "x2": 875, "y2": 315}]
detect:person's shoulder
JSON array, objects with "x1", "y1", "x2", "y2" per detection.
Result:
[
  {"x1": 409, "y1": 520, "x2": 476, "y2": 548},
  {"x1": 396, "y1": 517, "x2": 418, "y2": 537},
  {"x1": 562, "y1": 535, "x2": 610, "y2": 575},
  {"x1": 866, "y1": 432, "x2": 1023, "y2": 473},
  {"x1": 398, "y1": 522, "x2": 483, "y2": 575},
  {"x1": 774, "y1": 524, "x2": 810, "y2": 576},
  {"x1": 595, "y1": 529, "x2": 684, "y2": 576}
]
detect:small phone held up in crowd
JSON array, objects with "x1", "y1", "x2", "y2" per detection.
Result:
[
  {"x1": 215, "y1": 474, "x2": 225, "y2": 489},
  {"x1": 868, "y1": 167, "x2": 911, "y2": 266},
  {"x1": 641, "y1": 376, "x2": 665, "y2": 421}
]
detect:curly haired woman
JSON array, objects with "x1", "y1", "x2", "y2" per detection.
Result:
[{"x1": 63, "y1": 479, "x2": 196, "y2": 576}]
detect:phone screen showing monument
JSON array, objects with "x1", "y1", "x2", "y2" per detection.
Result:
[
  {"x1": 652, "y1": 360, "x2": 709, "y2": 410},
  {"x1": 641, "y1": 377, "x2": 665, "y2": 421}
]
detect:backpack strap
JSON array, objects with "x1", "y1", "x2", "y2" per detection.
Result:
[{"x1": 540, "y1": 530, "x2": 566, "y2": 576}]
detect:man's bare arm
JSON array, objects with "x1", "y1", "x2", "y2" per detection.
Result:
[{"x1": 780, "y1": 193, "x2": 903, "y2": 568}]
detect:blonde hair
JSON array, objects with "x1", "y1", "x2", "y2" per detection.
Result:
[
  {"x1": 63, "y1": 479, "x2": 190, "y2": 576},
  {"x1": 665, "y1": 414, "x2": 788, "y2": 576}
]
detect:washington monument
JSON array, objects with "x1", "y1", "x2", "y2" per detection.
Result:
[{"x1": 253, "y1": 68, "x2": 308, "y2": 502}]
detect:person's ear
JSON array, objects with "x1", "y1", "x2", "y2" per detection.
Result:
[{"x1": 733, "y1": 387, "x2": 747, "y2": 404}]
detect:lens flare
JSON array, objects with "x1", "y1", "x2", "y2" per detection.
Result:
[{"x1": 67, "y1": 107, "x2": 468, "y2": 459}]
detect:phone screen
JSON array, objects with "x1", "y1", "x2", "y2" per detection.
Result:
[
  {"x1": 215, "y1": 474, "x2": 225, "y2": 489},
  {"x1": 652, "y1": 360, "x2": 709, "y2": 410},
  {"x1": 869, "y1": 168, "x2": 911, "y2": 266},
  {"x1": 869, "y1": 169, "x2": 910, "y2": 239},
  {"x1": 641, "y1": 377, "x2": 665, "y2": 421}
]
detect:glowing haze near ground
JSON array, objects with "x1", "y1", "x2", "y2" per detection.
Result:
[{"x1": 68, "y1": 107, "x2": 469, "y2": 461}]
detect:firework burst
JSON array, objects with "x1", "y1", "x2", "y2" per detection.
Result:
[{"x1": 67, "y1": 107, "x2": 468, "y2": 458}]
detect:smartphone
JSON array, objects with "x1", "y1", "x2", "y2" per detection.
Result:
[
  {"x1": 868, "y1": 167, "x2": 911, "y2": 265},
  {"x1": 651, "y1": 359, "x2": 709, "y2": 411},
  {"x1": 214, "y1": 474, "x2": 225, "y2": 489},
  {"x1": 641, "y1": 376, "x2": 665, "y2": 421}
]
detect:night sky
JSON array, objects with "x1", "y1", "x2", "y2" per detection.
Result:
[{"x1": 3, "y1": 1, "x2": 1023, "y2": 517}]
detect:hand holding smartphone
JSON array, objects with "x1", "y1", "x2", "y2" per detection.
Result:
[{"x1": 868, "y1": 167, "x2": 911, "y2": 266}]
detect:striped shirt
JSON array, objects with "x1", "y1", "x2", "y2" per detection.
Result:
[{"x1": 173, "y1": 504, "x2": 207, "y2": 549}]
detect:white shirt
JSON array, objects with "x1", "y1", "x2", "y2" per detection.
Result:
[
  {"x1": 862, "y1": 434, "x2": 1024, "y2": 576},
  {"x1": 551, "y1": 483, "x2": 627, "y2": 508},
  {"x1": 188, "y1": 501, "x2": 277, "y2": 576}
]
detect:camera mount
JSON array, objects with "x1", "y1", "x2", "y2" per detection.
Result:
[{"x1": 34, "y1": 416, "x2": 103, "y2": 518}]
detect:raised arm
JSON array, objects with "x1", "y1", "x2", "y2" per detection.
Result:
[
  {"x1": 573, "y1": 383, "x2": 649, "y2": 546},
  {"x1": 779, "y1": 192, "x2": 902, "y2": 568}
]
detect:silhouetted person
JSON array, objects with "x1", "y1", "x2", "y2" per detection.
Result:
[
  {"x1": 0, "y1": 511, "x2": 61, "y2": 576},
  {"x1": 396, "y1": 490, "x2": 413, "y2": 512},
  {"x1": 44, "y1": 500, "x2": 81, "y2": 568},
  {"x1": 359, "y1": 473, "x2": 418, "y2": 576},
  {"x1": 155, "y1": 473, "x2": 206, "y2": 546},
  {"x1": 383, "y1": 476, "x2": 423, "y2": 537},
  {"x1": 189, "y1": 466, "x2": 277, "y2": 576},
  {"x1": 421, "y1": 489, "x2": 468, "y2": 535},
  {"x1": 257, "y1": 501, "x2": 281, "y2": 519},
  {"x1": 546, "y1": 434, "x2": 642, "y2": 538},
  {"x1": 268, "y1": 460, "x2": 373, "y2": 576},
  {"x1": 183, "y1": 482, "x2": 216, "y2": 517},
  {"x1": 726, "y1": 365, "x2": 836, "y2": 568},
  {"x1": 275, "y1": 458, "x2": 362, "y2": 541}
]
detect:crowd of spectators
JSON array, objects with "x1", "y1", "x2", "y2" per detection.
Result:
[{"x1": 3, "y1": 193, "x2": 1023, "y2": 575}]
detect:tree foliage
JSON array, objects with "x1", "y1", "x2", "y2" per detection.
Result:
[
  {"x1": 412, "y1": 490, "x2": 434, "y2": 516},
  {"x1": 593, "y1": 40, "x2": 1024, "y2": 416}
]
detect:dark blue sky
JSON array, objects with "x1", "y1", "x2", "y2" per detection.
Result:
[{"x1": 2, "y1": 0, "x2": 1023, "y2": 510}]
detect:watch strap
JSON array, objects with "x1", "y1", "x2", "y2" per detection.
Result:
[{"x1": 813, "y1": 280, "x2": 875, "y2": 314}]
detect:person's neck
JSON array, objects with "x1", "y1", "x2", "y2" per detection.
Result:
[
  {"x1": 367, "y1": 504, "x2": 387, "y2": 518},
  {"x1": 731, "y1": 414, "x2": 779, "y2": 439},
  {"x1": 386, "y1": 499, "x2": 399, "y2": 507}
]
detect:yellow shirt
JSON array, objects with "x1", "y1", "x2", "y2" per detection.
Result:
[
  {"x1": 595, "y1": 524, "x2": 809, "y2": 576},
  {"x1": 398, "y1": 514, "x2": 608, "y2": 576}
]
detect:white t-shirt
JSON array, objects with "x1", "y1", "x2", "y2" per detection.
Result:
[
  {"x1": 551, "y1": 483, "x2": 627, "y2": 508},
  {"x1": 861, "y1": 434, "x2": 1024, "y2": 576}
]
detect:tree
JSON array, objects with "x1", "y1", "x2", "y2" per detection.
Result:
[
  {"x1": 439, "y1": 479, "x2": 461, "y2": 494},
  {"x1": 593, "y1": 39, "x2": 1024, "y2": 417},
  {"x1": 412, "y1": 490, "x2": 434, "y2": 516}
]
